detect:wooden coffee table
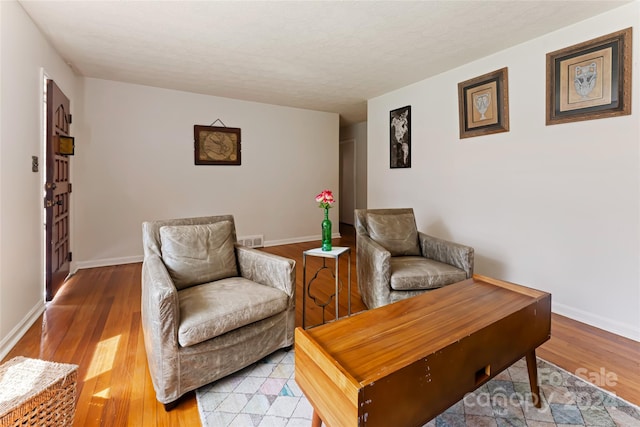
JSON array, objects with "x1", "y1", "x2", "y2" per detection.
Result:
[{"x1": 295, "y1": 275, "x2": 551, "y2": 427}]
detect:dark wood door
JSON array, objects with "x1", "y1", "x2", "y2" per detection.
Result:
[{"x1": 45, "y1": 80, "x2": 72, "y2": 301}]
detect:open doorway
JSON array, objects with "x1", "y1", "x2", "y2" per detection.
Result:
[{"x1": 339, "y1": 139, "x2": 356, "y2": 226}]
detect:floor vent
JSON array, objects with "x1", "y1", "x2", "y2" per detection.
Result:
[{"x1": 237, "y1": 235, "x2": 264, "y2": 248}]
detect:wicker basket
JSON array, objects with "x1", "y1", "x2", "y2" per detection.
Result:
[{"x1": 0, "y1": 357, "x2": 78, "y2": 426}]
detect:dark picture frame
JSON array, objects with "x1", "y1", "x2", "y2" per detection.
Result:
[
  {"x1": 194, "y1": 125, "x2": 241, "y2": 165},
  {"x1": 546, "y1": 27, "x2": 632, "y2": 125},
  {"x1": 458, "y1": 67, "x2": 509, "y2": 139},
  {"x1": 390, "y1": 105, "x2": 411, "y2": 168}
]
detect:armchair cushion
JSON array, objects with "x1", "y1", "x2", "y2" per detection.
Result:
[
  {"x1": 366, "y1": 212, "x2": 421, "y2": 256},
  {"x1": 177, "y1": 277, "x2": 288, "y2": 347},
  {"x1": 160, "y1": 221, "x2": 238, "y2": 290},
  {"x1": 390, "y1": 257, "x2": 467, "y2": 291}
]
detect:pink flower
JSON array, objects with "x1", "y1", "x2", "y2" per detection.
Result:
[{"x1": 315, "y1": 189, "x2": 335, "y2": 209}]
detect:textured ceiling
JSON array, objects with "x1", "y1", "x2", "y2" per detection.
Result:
[{"x1": 19, "y1": 0, "x2": 630, "y2": 125}]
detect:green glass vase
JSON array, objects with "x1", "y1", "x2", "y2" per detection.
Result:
[{"x1": 321, "y1": 208, "x2": 332, "y2": 251}]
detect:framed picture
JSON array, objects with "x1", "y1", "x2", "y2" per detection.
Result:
[
  {"x1": 546, "y1": 27, "x2": 632, "y2": 125},
  {"x1": 458, "y1": 67, "x2": 509, "y2": 139},
  {"x1": 390, "y1": 105, "x2": 411, "y2": 168},
  {"x1": 194, "y1": 125, "x2": 241, "y2": 165}
]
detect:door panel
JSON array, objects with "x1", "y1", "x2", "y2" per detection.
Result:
[{"x1": 45, "y1": 80, "x2": 72, "y2": 301}]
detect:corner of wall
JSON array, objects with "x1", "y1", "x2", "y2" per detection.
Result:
[{"x1": 0, "y1": 300, "x2": 45, "y2": 360}]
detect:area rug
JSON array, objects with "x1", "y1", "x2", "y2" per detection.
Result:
[{"x1": 196, "y1": 348, "x2": 640, "y2": 427}]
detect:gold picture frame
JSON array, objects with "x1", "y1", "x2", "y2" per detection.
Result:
[
  {"x1": 546, "y1": 27, "x2": 632, "y2": 125},
  {"x1": 194, "y1": 125, "x2": 241, "y2": 165},
  {"x1": 458, "y1": 67, "x2": 509, "y2": 139}
]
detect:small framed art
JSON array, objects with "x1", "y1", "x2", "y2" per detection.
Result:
[
  {"x1": 194, "y1": 125, "x2": 241, "y2": 165},
  {"x1": 546, "y1": 27, "x2": 632, "y2": 125},
  {"x1": 390, "y1": 105, "x2": 411, "y2": 168},
  {"x1": 458, "y1": 67, "x2": 509, "y2": 139}
]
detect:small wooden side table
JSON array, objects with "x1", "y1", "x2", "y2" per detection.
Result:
[{"x1": 302, "y1": 246, "x2": 351, "y2": 329}]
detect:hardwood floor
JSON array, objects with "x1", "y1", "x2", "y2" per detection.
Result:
[{"x1": 3, "y1": 223, "x2": 638, "y2": 426}]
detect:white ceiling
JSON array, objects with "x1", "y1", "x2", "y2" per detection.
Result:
[{"x1": 19, "y1": 0, "x2": 630, "y2": 125}]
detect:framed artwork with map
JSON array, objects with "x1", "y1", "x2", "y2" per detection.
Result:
[
  {"x1": 458, "y1": 67, "x2": 509, "y2": 139},
  {"x1": 546, "y1": 27, "x2": 632, "y2": 125},
  {"x1": 194, "y1": 125, "x2": 241, "y2": 165}
]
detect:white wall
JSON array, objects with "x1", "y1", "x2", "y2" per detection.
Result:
[
  {"x1": 75, "y1": 78, "x2": 339, "y2": 268},
  {"x1": 368, "y1": 3, "x2": 640, "y2": 340},
  {"x1": 0, "y1": 0, "x2": 81, "y2": 357},
  {"x1": 340, "y1": 121, "x2": 368, "y2": 211}
]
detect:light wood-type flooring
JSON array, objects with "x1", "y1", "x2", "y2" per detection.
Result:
[{"x1": 3, "y1": 224, "x2": 638, "y2": 426}]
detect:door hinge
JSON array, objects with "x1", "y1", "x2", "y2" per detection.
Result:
[
  {"x1": 44, "y1": 199, "x2": 62, "y2": 208},
  {"x1": 68, "y1": 114, "x2": 72, "y2": 124},
  {"x1": 68, "y1": 252, "x2": 72, "y2": 262},
  {"x1": 69, "y1": 183, "x2": 72, "y2": 193}
]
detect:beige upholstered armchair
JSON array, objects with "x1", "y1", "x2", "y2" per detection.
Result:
[
  {"x1": 355, "y1": 208, "x2": 474, "y2": 309},
  {"x1": 141, "y1": 215, "x2": 295, "y2": 409}
]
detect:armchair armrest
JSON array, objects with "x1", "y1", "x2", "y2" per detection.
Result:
[
  {"x1": 141, "y1": 254, "x2": 181, "y2": 403},
  {"x1": 236, "y1": 245, "x2": 296, "y2": 298},
  {"x1": 418, "y1": 232, "x2": 474, "y2": 278},
  {"x1": 356, "y1": 234, "x2": 392, "y2": 309}
]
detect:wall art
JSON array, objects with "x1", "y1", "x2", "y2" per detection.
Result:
[
  {"x1": 390, "y1": 105, "x2": 411, "y2": 168},
  {"x1": 194, "y1": 125, "x2": 241, "y2": 165},
  {"x1": 546, "y1": 27, "x2": 632, "y2": 125},
  {"x1": 458, "y1": 67, "x2": 509, "y2": 139}
]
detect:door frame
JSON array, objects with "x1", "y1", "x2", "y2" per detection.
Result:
[
  {"x1": 339, "y1": 138, "x2": 357, "y2": 225},
  {"x1": 41, "y1": 68, "x2": 49, "y2": 300}
]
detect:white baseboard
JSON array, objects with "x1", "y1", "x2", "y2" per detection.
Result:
[
  {"x1": 0, "y1": 300, "x2": 45, "y2": 361},
  {"x1": 553, "y1": 301, "x2": 640, "y2": 342},
  {"x1": 264, "y1": 232, "x2": 341, "y2": 248},
  {"x1": 75, "y1": 255, "x2": 143, "y2": 271},
  {"x1": 72, "y1": 233, "x2": 343, "y2": 269}
]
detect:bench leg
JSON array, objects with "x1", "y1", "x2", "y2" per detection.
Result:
[{"x1": 526, "y1": 350, "x2": 542, "y2": 408}]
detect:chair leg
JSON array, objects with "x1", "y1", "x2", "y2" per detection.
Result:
[
  {"x1": 163, "y1": 400, "x2": 179, "y2": 411},
  {"x1": 162, "y1": 390, "x2": 195, "y2": 411}
]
